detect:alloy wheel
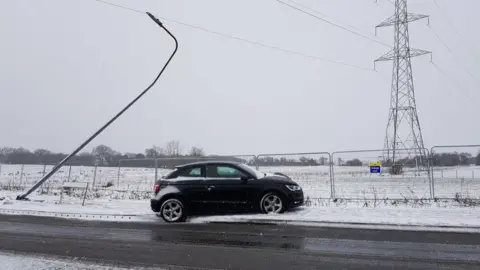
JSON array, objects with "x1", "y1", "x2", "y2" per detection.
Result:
[
  {"x1": 161, "y1": 199, "x2": 183, "y2": 222},
  {"x1": 262, "y1": 194, "x2": 283, "y2": 214}
]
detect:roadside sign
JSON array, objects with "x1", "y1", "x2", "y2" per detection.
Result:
[
  {"x1": 370, "y1": 166, "x2": 381, "y2": 173},
  {"x1": 369, "y1": 161, "x2": 381, "y2": 167},
  {"x1": 369, "y1": 161, "x2": 382, "y2": 173}
]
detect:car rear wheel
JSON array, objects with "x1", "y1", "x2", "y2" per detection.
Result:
[
  {"x1": 160, "y1": 198, "x2": 186, "y2": 223},
  {"x1": 260, "y1": 192, "x2": 285, "y2": 214}
]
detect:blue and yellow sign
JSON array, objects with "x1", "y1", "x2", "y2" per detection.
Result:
[{"x1": 369, "y1": 161, "x2": 382, "y2": 173}]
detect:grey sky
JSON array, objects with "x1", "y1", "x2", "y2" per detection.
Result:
[{"x1": 1, "y1": 0, "x2": 479, "y2": 155}]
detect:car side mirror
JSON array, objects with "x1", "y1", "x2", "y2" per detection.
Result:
[{"x1": 240, "y1": 176, "x2": 251, "y2": 182}]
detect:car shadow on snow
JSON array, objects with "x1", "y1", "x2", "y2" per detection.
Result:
[{"x1": 185, "y1": 205, "x2": 307, "y2": 222}]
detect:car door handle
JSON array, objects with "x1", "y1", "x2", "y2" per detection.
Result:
[{"x1": 206, "y1": 185, "x2": 215, "y2": 190}]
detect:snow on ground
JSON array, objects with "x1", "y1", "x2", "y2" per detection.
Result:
[
  {"x1": 0, "y1": 191, "x2": 157, "y2": 222},
  {"x1": 1, "y1": 190, "x2": 480, "y2": 230},
  {"x1": 0, "y1": 251, "x2": 161, "y2": 270}
]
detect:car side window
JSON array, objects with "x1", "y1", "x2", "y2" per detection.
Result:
[
  {"x1": 177, "y1": 166, "x2": 203, "y2": 177},
  {"x1": 206, "y1": 165, "x2": 247, "y2": 178}
]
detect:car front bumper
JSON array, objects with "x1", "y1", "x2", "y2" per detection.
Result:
[{"x1": 287, "y1": 190, "x2": 304, "y2": 208}]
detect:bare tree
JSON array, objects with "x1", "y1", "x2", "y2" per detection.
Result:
[
  {"x1": 145, "y1": 145, "x2": 165, "y2": 158},
  {"x1": 165, "y1": 140, "x2": 181, "y2": 156},
  {"x1": 92, "y1": 145, "x2": 119, "y2": 166},
  {"x1": 188, "y1": 146, "x2": 205, "y2": 157},
  {"x1": 34, "y1": 149, "x2": 52, "y2": 156}
]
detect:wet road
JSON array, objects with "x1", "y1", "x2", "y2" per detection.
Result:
[{"x1": 1, "y1": 214, "x2": 480, "y2": 270}]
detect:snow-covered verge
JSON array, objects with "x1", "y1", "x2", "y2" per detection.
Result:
[
  {"x1": 1, "y1": 190, "x2": 480, "y2": 231},
  {"x1": 0, "y1": 191, "x2": 158, "y2": 222},
  {"x1": 0, "y1": 251, "x2": 161, "y2": 270}
]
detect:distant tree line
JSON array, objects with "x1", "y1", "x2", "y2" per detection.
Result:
[
  {"x1": 1, "y1": 143, "x2": 479, "y2": 169},
  {"x1": 0, "y1": 140, "x2": 214, "y2": 168},
  {"x1": 255, "y1": 156, "x2": 329, "y2": 167},
  {"x1": 340, "y1": 152, "x2": 480, "y2": 167}
]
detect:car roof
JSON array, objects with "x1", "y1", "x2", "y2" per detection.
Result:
[{"x1": 175, "y1": 160, "x2": 241, "y2": 168}]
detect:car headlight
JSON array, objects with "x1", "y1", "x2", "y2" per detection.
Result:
[{"x1": 285, "y1": 184, "x2": 302, "y2": 191}]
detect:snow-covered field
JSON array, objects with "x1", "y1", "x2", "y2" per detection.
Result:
[
  {"x1": 0, "y1": 251, "x2": 160, "y2": 270},
  {"x1": 1, "y1": 163, "x2": 479, "y2": 200}
]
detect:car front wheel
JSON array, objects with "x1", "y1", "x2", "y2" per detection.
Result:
[
  {"x1": 159, "y1": 198, "x2": 186, "y2": 223},
  {"x1": 260, "y1": 192, "x2": 285, "y2": 214}
]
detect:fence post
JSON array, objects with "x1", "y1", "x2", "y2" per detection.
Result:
[
  {"x1": 42, "y1": 164, "x2": 47, "y2": 177},
  {"x1": 92, "y1": 165, "x2": 98, "y2": 188},
  {"x1": 154, "y1": 159, "x2": 158, "y2": 184},
  {"x1": 82, "y1": 183, "x2": 89, "y2": 207},
  {"x1": 430, "y1": 147, "x2": 435, "y2": 200},
  {"x1": 67, "y1": 166, "x2": 72, "y2": 182},
  {"x1": 19, "y1": 164, "x2": 25, "y2": 187},
  {"x1": 424, "y1": 148, "x2": 431, "y2": 199},
  {"x1": 330, "y1": 153, "x2": 335, "y2": 200},
  {"x1": 117, "y1": 161, "x2": 121, "y2": 187}
]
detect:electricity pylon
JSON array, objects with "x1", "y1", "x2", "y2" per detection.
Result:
[{"x1": 375, "y1": 0, "x2": 430, "y2": 171}]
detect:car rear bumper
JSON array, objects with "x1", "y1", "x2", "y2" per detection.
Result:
[{"x1": 150, "y1": 199, "x2": 160, "y2": 212}]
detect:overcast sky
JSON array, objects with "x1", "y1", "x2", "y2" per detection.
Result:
[{"x1": 1, "y1": 0, "x2": 479, "y2": 155}]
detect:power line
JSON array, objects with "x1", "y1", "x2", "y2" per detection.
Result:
[
  {"x1": 432, "y1": 0, "x2": 480, "y2": 63},
  {"x1": 96, "y1": 0, "x2": 143, "y2": 14},
  {"x1": 428, "y1": 25, "x2": 480, "y2": 85},
  {"x1": 378, "y1": 0, "x2": 395, "y2": 5},
  {"x1": 380, "y1": 0, "x2": 430, "y2": 5},
  {"x1": 430, "y1": 61, "x2": 479, "y2": 106},
  {"x1": 94, "y1": 0, "x2": 373, "y2": 71},
  {"x1": 284, "y1": 0, "x2": 368, "y2": 35},
  {"x1": 433, "y1": 0, "x2": 463, "y2": 39},
  {"x1": 428, "y1": 25, "x2": 454, "y2": 54},
  {"x1": 277, "y1": 0, "x2": 391, "y2": 48}
]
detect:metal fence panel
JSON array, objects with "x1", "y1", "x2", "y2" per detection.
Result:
[
  {"x1": 431, "y1": 145, "x2": 480, "y2": 199},
  {"x1": 117, "y1": 159, "x2": 157, "y2": 191},
  {"x1": 4, "y1": 144, "x2": 480, "y2": 201},
  {"x1": 0, "y1": 164, "x2": 73, "y2": 192},
  {"x1": 256, "y1": 152, "x2": 332, "y2": 200},
  {"x1": 331, "y1": 148, "x2": 431, "y2": 200}
]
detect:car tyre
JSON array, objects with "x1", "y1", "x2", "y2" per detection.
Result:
[
  {"x1": 159, "y1": 198, "x2": 186, "y2": 223},
  {"x1": 260, "y1": 192, "x2": 285, "y2": 214}
]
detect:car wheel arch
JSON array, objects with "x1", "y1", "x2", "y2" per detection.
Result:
[{"x1": 259, "y1": 189, "x2": 287, "y2": 200}]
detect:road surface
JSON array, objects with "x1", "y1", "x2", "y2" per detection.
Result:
[{"x1": 1, "y1": 214, "x2": 479, "y2": 269}]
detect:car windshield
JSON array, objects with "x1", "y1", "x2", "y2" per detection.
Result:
[{"x1": 238, "y1": 164, "x2": 265, "y2": 179}]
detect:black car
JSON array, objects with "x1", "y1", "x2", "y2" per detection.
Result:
[{"x1": 150, "y1": 161, "x2": 304, "y2": 222}]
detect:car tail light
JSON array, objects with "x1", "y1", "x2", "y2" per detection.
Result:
[{"x1": 154, "y1": 184, "x2": 161, "y2": 194}]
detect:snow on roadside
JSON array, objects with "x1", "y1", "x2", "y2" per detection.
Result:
[
  {"x1": 1, "y1": 190, "x2": 480, "y2": 229},
  {"x1": 0, "y1": 191, "x2": 158, "y2": 222},
  {"x1": 190, "y1": 204, "x2": 480, "y2": 228},
  {"x1": 0, "y1": 251, "x2": 162, "y2": 270}
]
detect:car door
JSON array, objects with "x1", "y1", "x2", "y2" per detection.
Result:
[
  {"x1": 173, "y1": 165, "x2": 207, "y2": 204},
  {"x1": 204, "y1": 164, "x2": 251, "y2": 206}
]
